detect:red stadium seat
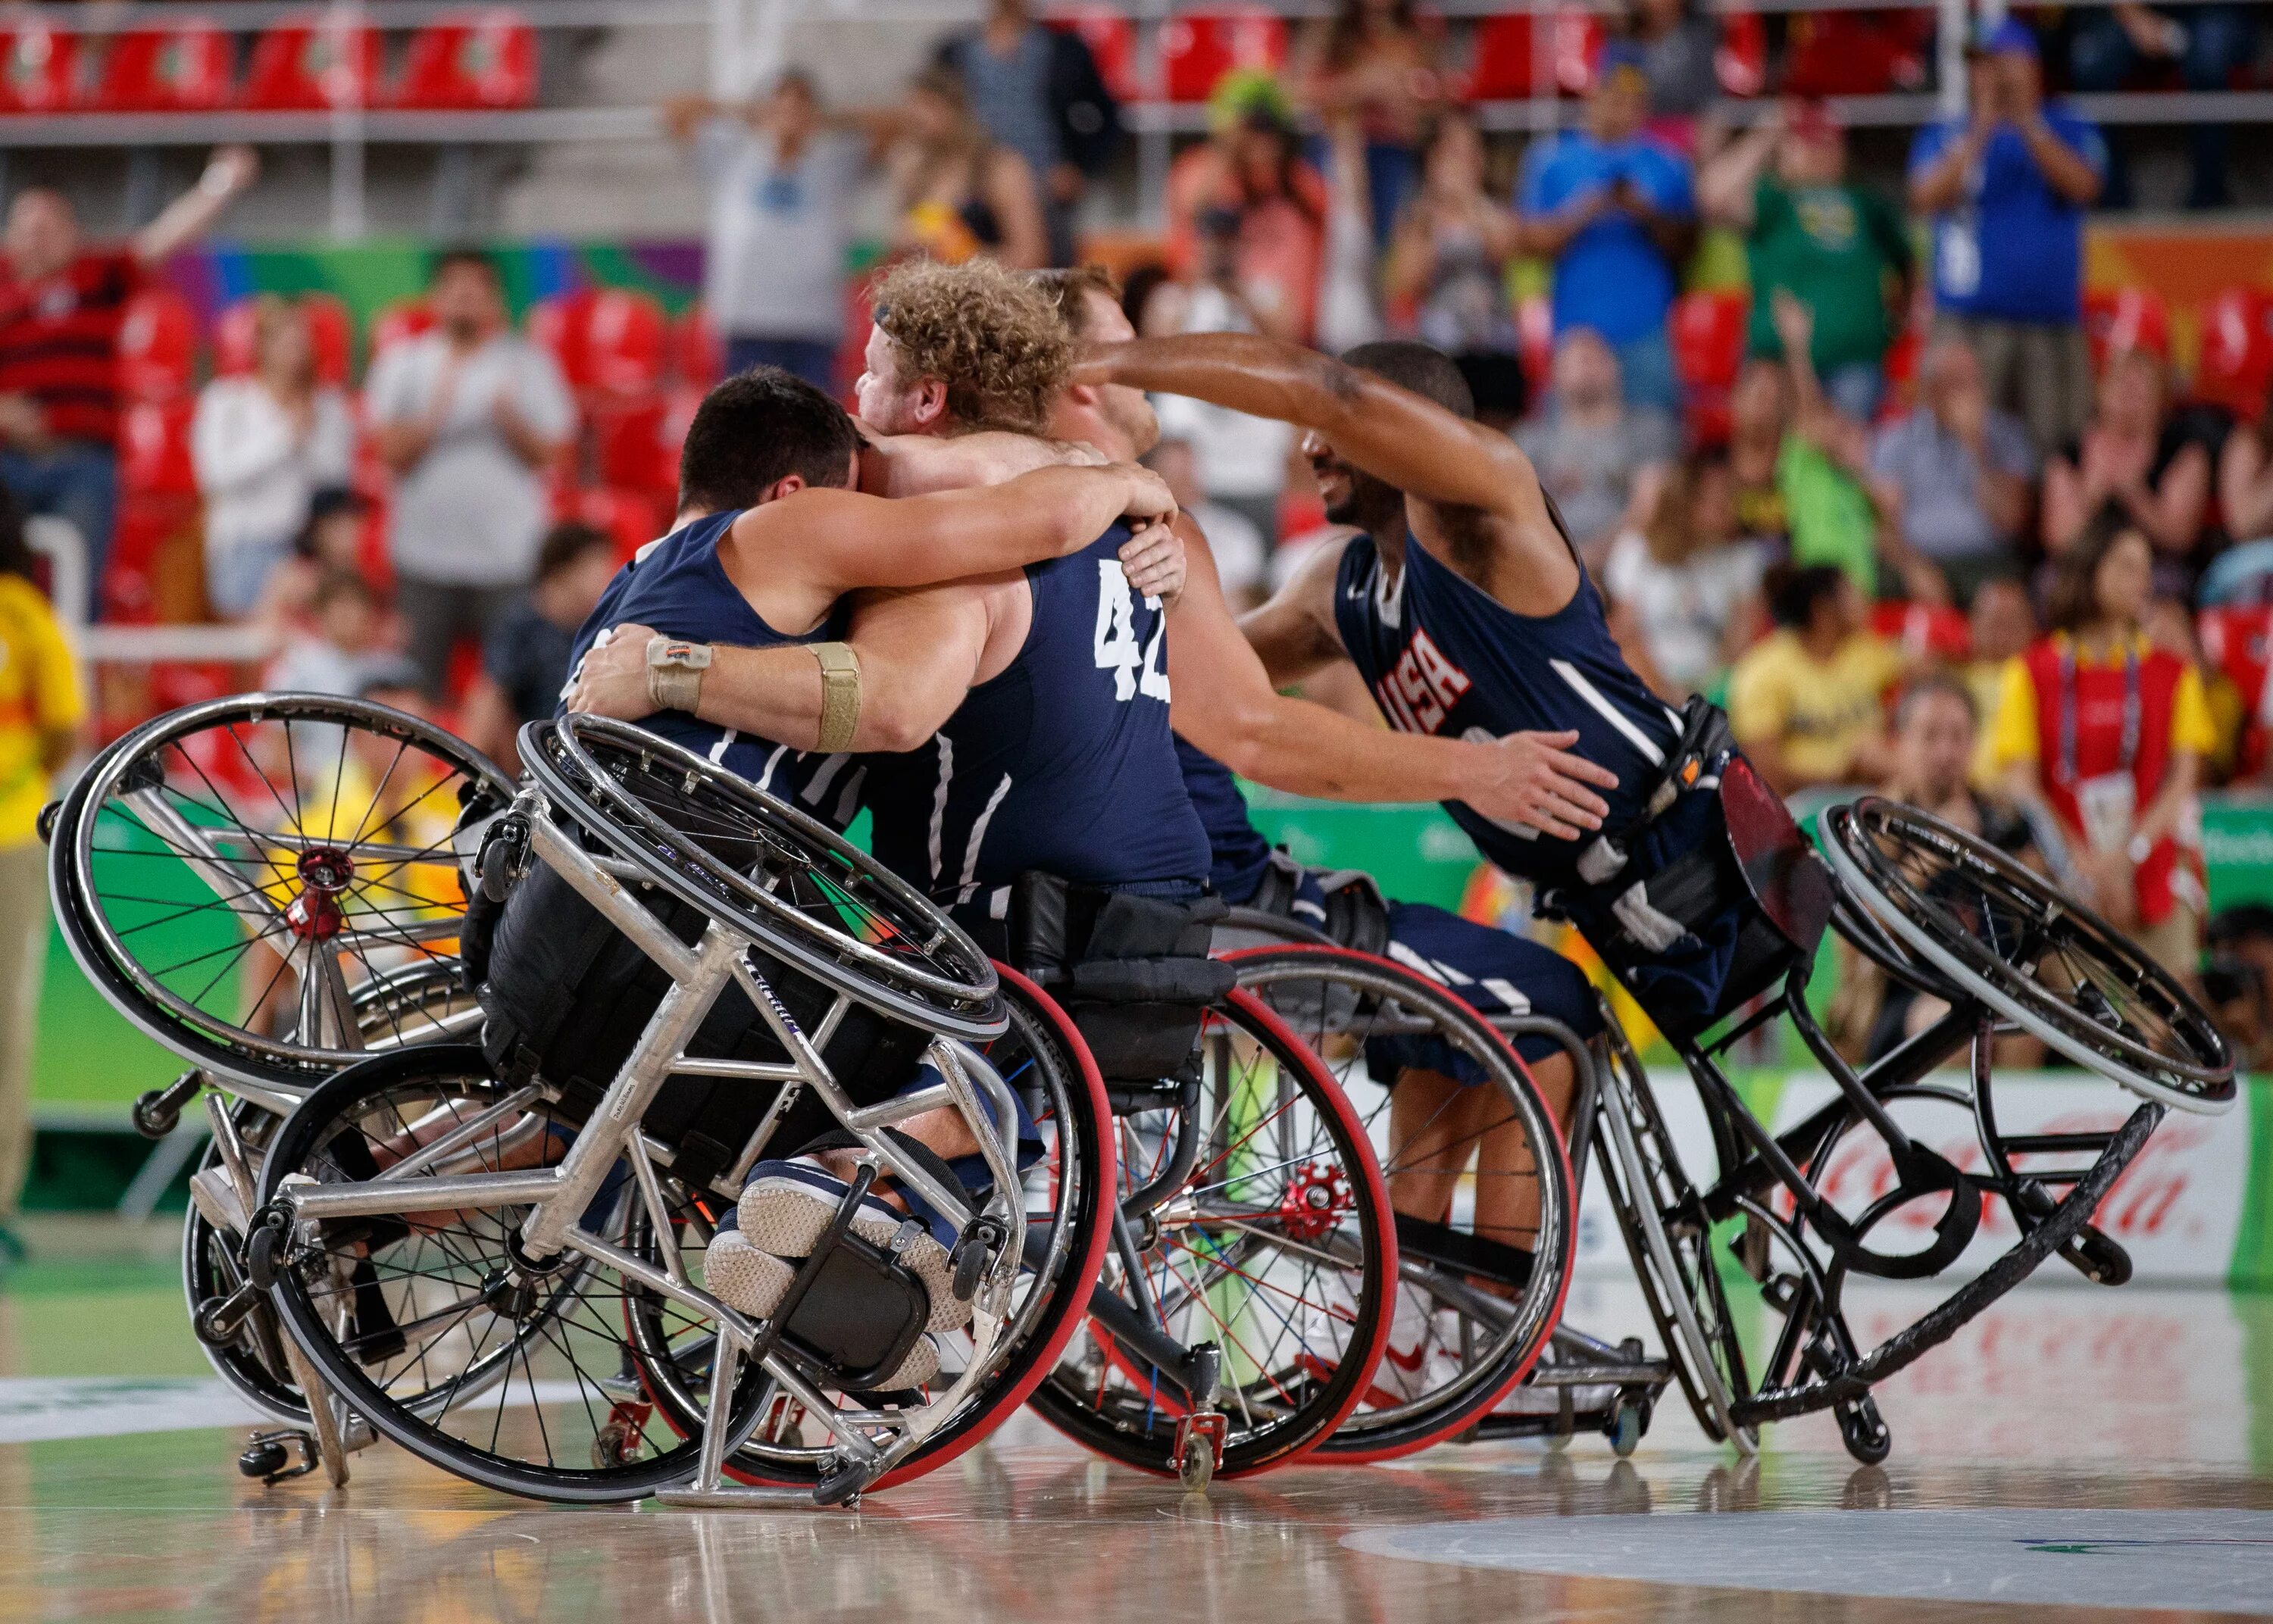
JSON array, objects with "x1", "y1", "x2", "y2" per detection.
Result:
[
  {"x1": 1871, "y1": 601, "x2": 1971, "y2": 662},
  {"x1": 1460, "y1": 16, "x2": 1538, "y2": 101},
  {"x1": 657, "y1": 379, "x2": 703, "y2": 489},
  {"x1": 671, "y1": 304, "x2": 721, "y2": 389},
  {"x1": 88, "y1": 21, "x2": 234, "y2": 112},
  {"x1": 2199, "y1": 604, "x2": 2272, "y2": 775},
  {"x1": 1046, "y1": 8, "x2": 1140, "y2": 102},
  {"x1": 369, "y1": 298, "x2": 435, "y2": 358},
  {"x1": 590, "y1": 395, "x2": 670, "y2": 492},
  {"x1": 1551, "y1": 11, "x2": 1605, "y2": 95},
  {"x1": 117, "y1": 290, "x2": 199, "y2": 403},
  {"x1": 583, "y1": 289, "x2": 668, "y2": 398},
  {"x1": 558, "y1": 485, "x2": 668, "y2": 564},
  {"x1": 1671, "y1": 289, "x2": 1747, "y2": 444},
  {"x1": 2083, "y1": 287, "x2": 2171, "y2": 372},
  {"x1": 117, "y1": 398, "x2": 197, "y2": 497},
  {"x1": 0, "y1": 23, "x2": 78, "y2": 114},
  {"x1": 1159, "y1": 11, "x2": 1286, "y2": 103},
  {"x1": 240, "y1": 16, "x2": 382, "y2": 111},
  {"x1": 527, "y1": 291, "x2": 591, "y2": 390},
  {"x1": 1781, "y1": 10, "x2": 1931, "y2": 97},
  {"x1": 212, "y1": 294, "x2": 355, "y2": 385},
  {"x1": 1515, "y1": 293, "x2": 1554, "y2": 393},
  {"x1": 1715, "y1": 11, "x2": 1767, "y2": 98},
  {"x1": 390, "y1": 11, "x2": 539, "y2": 111},
  {"x1": 2196, "y1": 286, "x2": 2273, "y2": 422}
]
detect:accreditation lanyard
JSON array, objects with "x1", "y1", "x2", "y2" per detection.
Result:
[{"x1": 2056, "y1": 640, "x2": 2141, "y2": 788}]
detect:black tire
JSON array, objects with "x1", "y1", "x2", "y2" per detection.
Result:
[
  {"x1": 259, "y1": 1045, "x2": 765, "y2": 1503},
  {"x1": 1221, "y1": 945, "x2": 1575, "y2": 1461},
  {"x1": 1028, "y1": 988, "x2": 1396, "y2": 1479}
]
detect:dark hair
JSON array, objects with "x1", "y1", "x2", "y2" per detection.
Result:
[
  {"x1": 293, "y1": 488, "x2": 367, "y2": 559},
  {"x1": 2208, "y1": 903, "x2": 2273, "y2": 949},
  {"x1": 1343, "y1": 340, "x2": 1477, "y2": 420},
  {"x1": 1120, "y1": 263, "x2": 1171, "y2": 334},
  {"x1": 2046, "y1": 502, "x2": 2146, "y2": 634},
  {"x1": 1892, "y1": 670, "x2": 1978, "y2": 732},
  {"x1": 679, "y1": 366, "x2": 860, "y2": 513},
  {"x1": 535, "y1": 520, "x2": 614, "y2": 584},
  {"x1": 428, "y1": 248, "x2": 499, "y2": 288},
  {"x1": 1767, "y1": 563, "x2": 1846, "y2": 630},
  {"x1": 1324, "y1": 0, "x2": 1416, "y2": 69},
  {"x1": 0, "y1": 485, "x2": 33, "y2": 582}
]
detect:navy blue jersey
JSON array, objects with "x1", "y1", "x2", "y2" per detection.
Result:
[
  {"x1": 566, "y1": 510, "x2": 867, "y2": 828},
  {"x1": 1331, "y1": 530, "x2": 1680, "y2": 885},
  {"x1": 866, "y1": 524, "x2": 1210, "y2": 901},
  {"x1": 1175, "y1": 735, "x2": 1274, "y2": 903}
]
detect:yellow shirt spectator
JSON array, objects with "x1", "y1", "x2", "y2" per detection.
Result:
[
  {"x1": 1727, "y1": 628, "x2": 1906, "y2": 789},
  {"x1": 0, "y1": 573, "x2": 83, "y2": 848}
]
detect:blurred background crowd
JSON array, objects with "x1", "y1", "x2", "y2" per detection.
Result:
[{"x1": 14, "y1": 0, "x2": 2273, "y2": 1160}]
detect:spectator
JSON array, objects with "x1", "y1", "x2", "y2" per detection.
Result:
[
  {"x1": 2209, "y1": 379, "x2": 2273, "y2": 602},
  {"x1": 1163, "y1": 73, "x2": 1328, "y2": 348},
  {"x1": 0, "y1": 146, "x2": 258, "y2": 595},
  {"x1": 665, "y1": 72, "x2": 859, "y2": 391},
  {"x1": 253, "y1": 489, "x2": 372, "y2": 636},
  {"x1": 1964, "y1": 576, "x2": 2037, "y2": 787},
  {"x1": 1767, "y1": 295, "x2": 1893, "y2": 597},
  {"x1": 1513, "y1": 42, "x2": 1696, "y2": 416},
  {"x1": 1701, "y1": 101, "x2": 1913, "y2": 423},
  {"x1": 886, "y1": 66, "x2": 1049, "y2": 271},
  {"x1": 0, "y1": 492, "x2": 81, "y2": 1259},
  {"x1": 191, "y1": 296, "x2": 354, "y2": 620},
  {"x1": 2068, "y1": 5, "x2": 2256, "y2": 211},
  {"x1": 1514, "y1": 327, "x2": 1676, "y2": 559},
  {"x1": 1867, "y1": 335, "x2": 2036, "y2": 607},
  {"x1": 1383, "y1": 113, "x2": 1521, "y2": 367},
  {"x1": 2043, "y1": 348, "x2": 2211, "y2": 593},
  {"x1": 1626, "y1": 0, "x2": 1721, "y2": 125},
  {"x1": 461, "y1": 521, "x2": 617, "y2": 775},
  {"x1": 2146, "y1": 594, "x2": 2245, "y2": 785},
  {"x1": 1294, "y1": 0, "x2": 1443, "y2": 250},
  {"x1": 1146, "y1": 436, "x2": 1268, "y2": 611},
  {"x1": 1908, "y1": 20, "x2": 2106, "y2": 454},
  {"x1": 1602, "y1": 449, "x2": 1766, "y2": 702},
  {"x1": 1826, "y1": 671, "x2": 2040, "y2": 1065},
  {"x1": 933, "y1": 0, "x2": 1122, "y2": 269},
  {"x1": 1991, "y1": 507, "x2": 2212, "y2": 979},
  {"x1": 1727, "y1": 358, "x2": 1792, "y2": 547},
  {"x1": 365, "y1": 250, "x2": 575, "y2": 701},
  {"x1": 265, "y1": 568, "x2": 392, "y2": 698},
  {"x1": 1728, "y1": 563, "x2": 1905, "y2": 793}
]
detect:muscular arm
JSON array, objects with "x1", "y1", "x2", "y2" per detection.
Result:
[
  {"x1": 1238, "y1": 529, "x2": 1358, "y2": 686},
  {"x1": 1170, "y1": 516, "x2": 1617, "y2": 839},
  {"x1": 858, "y1": 429, "x2": 1102, "y2": 496}
]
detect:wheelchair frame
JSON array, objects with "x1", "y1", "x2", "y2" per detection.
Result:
[{"x1": 256, "y1": 791, "x2": 1040, "y2": 1508}]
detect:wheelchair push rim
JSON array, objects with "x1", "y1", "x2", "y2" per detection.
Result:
[
  {"x1": 1821, "y1": 798, "x2": 2232, "y2": 1113},
  {"x1": 56, "y1": 694, "x2": 513, "y2": 1088},
  {"x1": 524, "y1": 714, "x2": 1002, "y2": 1041},
  {"x1": 1219, "y1": 945, "x2": 1577, "y2": 1462}
]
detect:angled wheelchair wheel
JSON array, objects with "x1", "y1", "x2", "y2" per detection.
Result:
[
  {"x1": 1822, "y1": 798, "x2": 2233, "y2": 1113},
  {"x1": 258, "y1": 1045, "x2": 764, "y2": 1503},
  {"x1": 52, "y1": 695, "x2": 512, "y2": 1091},
  {"x1": 1221, "y1": 945, "x2": 1574, "y2": 1462},
  {"x1": 1596, "y1": 1008, "x2": 1757, "y2": 1453},
  {"x1": 623, "y1": 965, "x2": 1116, "y2": 1494},
  {"x1": 1029, "y1": 988, "x2": 1396, "y2": 1479},
  {"x1": 523, "y1": 715, "x2": 1002, "y2": 1039}
]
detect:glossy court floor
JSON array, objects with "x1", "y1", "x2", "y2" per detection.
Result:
[{"x1": 1, "y1": 1216, "x2": 2268, "y2": 1623}]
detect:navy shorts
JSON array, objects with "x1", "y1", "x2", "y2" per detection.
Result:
[{"x1": 1369, "y1": 900, "x2": 1602, "y2": 1083}]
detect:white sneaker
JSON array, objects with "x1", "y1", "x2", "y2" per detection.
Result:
[{"x1": 1372, "y1": 1286, "x2": 1460, "y2": 1404}]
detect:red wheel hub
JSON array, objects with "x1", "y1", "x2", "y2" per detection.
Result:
[
  {"x1": 285, "y1": 846, "x2": 353, "y2": 941},
  {"x1": 1277, "y1": 1162, "x2": 1352, "y2": 1241}
]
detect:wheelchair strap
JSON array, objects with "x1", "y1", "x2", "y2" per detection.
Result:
[{"x1": 1392, "y1": 1211, "x2": 1537, "y2": 1291}]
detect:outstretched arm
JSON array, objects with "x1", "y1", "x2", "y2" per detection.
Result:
[
  {"x1": 135, "y1": 146, "x2": 258, "y2": 263},
  {"x1": 563, "y1": 586, "x2": 996, "y2": 753},
  {"x1": 1168, "y1": 516, "x2": 1617, "y2": 839},
  {"x1": 1238, "y1": 528, "x2": 1357, "y2": 686}
]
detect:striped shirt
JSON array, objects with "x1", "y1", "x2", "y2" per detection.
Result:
[{"x1": 0, "y1": 251, "x2": 142, "y2": 445}]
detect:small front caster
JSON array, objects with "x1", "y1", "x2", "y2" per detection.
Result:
[
  {"x1": 1173, "y1": 1410, "x2": 1227, "y2": 1491},
  {"x1": 1608, "y1": 1398, "x2": 1648, "y2": 1459},
  {"x1": 1835, "y1": 1392, "x2": 1891, "y2": 1466},
  {"x1": 239, "y1": 1429, "x2": 320, "y2": 1485}
]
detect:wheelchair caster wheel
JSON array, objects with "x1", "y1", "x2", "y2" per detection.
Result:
[
  {"x1": 813, "y1": 1454, "x2": 871, "y2": 1508},
  {"x1": 1836, "y1": 1394, "x2": 1891, "y2": 1466},
  {"x1": 1173, "y1": 1410, "x2": 1226, "y2": 1491},
  {"x1": 591, "y1": 1401, "x2": 652, "y2": 1469},
  {"x1": 948, "y1": 1216, "x2": 1005, "y2": 1304},
  {"x1": 192, "y1": 1283, "x2": 258, "y2": 1348},
  {"x1": 132, "y1": 1070, "x2": 202, "y2": 1141},
  {"x1": 243, "y1": 1207, "x2": 290, "y2": 1291},
  {"x1": 1609, "y1": 1399, "x2": 1646, "y2": 1459},
  {"x1": 238, "y1": 1439, "x2": 289, "y2": 1480},
  {"x1": 238, "y1": 1429, "x2": 320, "y2": 1485},
  {"x1": 2062, "y1": 1223, "x2": 2133, "y2": 1288}
]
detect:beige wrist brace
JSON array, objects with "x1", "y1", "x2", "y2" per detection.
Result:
[{"x1": 812, "y1": 642, "x2": 862, "y2": 752}]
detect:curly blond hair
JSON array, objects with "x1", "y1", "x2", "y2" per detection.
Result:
[{"x1": 872, "y1": 258, "x2": 1071, "y2": 435}]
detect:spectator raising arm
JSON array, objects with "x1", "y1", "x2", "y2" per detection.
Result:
[
  {"x1": 133, "y1": 146, "x2": 260, "y2": 264},
  {"x1": 1697, "y1": 111, "x2": 1781, "y2": 230}
]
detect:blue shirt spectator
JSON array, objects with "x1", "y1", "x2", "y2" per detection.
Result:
[
  {"x1": 1515, "y1": 43, "x2": 1696, "y2": 414},
  {"x1": 1909, "y1": 111, "x2": 2104, "y2": 326}
]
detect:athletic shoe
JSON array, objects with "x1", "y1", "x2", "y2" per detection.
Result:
[
  {"x1": 732, "y1": 1159, "x2": 969, "y2": 1335},
  {"x1": 1371, "y1": 1285, "x2": 1459, "y2": 1405}
]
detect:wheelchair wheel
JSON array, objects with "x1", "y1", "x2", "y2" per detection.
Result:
[
  {"x1": 1822, "y1": 798, "x2": 2233, "y2": 1113},
  {"x1": 1028, "y1": 988, "x2": 1396, "y2": 1479},
  {"x1": 523, "y1": 715, "x2": 1001, "y2": 1039},
  {"x1": 620, "y1": 965, "x2": 1116, "y2": 1493},
  {"x1": 1596, "y1": 1009, "x2": 1757, "y2": 1452},
  {"x1": 1220, "y1": 945, "x2": 1574, "y2": 1462},
  {"x1": 52, "y1": 695, "x2": 512, "y2": 1091},
  {"x1": 258, "y1": 1045, "x2": 764, "y2": 1503}
]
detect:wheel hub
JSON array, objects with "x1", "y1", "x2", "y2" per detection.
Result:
[
  {"x1": 1277, "y1": 1162, "x2": 1352, "y2": 1241},
  {"x1": 285, "y1": 847, "x2": 354, "y2": 941}
]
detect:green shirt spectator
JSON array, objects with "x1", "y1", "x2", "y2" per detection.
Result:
[
  {"x1": 1780, "y1": 435, "x2": 1877, "y2": 594},
  {"x1": 1702, "y1": 102, "x2": 1912, "y2": 423}
]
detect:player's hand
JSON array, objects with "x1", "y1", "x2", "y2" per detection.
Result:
[
  {"x1": 1470, "y1": 729, "x2": 1619, "y2": 842},
  {"x1": 1115, "y1": 462, "x2": 1179, "y2": 525},
  {"x1": 562, "y1": 623, "x2": 661, "y2": 722},
  {"x1": 1118, "y1": 519, "x2": 1185, "y2": 605}
]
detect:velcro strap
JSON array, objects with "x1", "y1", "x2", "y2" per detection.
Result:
[
  {"x1": 1392, "y1": 1211, "x2": 1536, "y2": 1289},
  {"x1": 1069, "y1": 956, "x2": 1237, "y2": 1005},
  {"x1": 813, "y1": 642, "x2": 861, "y2": 753}
]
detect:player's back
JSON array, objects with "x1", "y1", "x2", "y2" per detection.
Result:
[{"x1": 866, "y1": 523, "x2": 1209, "y2": 901}]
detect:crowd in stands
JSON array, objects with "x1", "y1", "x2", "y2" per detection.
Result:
[{"x1": 7, "y1": 2, "x2": 2273, "y2": 1017}]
